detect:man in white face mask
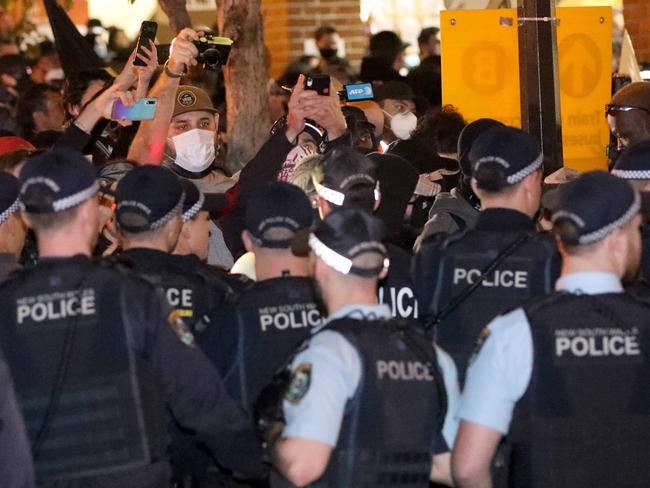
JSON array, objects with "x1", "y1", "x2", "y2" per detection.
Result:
[
  {"x1": 164, "y1": 85, "x2": 236, "y2": 194},
  {"x1": 374, "y1": 81, "x2": 428, "y2": 146}
]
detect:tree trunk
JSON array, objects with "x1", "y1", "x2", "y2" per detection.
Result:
[
  {"x1": 217, "y1": 0, "x2": 271, "y2": 170},
  {"x1": 158, "y1": 0, "x2": 191, "y2": 32}
]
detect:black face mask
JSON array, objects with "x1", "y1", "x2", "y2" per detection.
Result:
[{"x1": 319, "y1": 48, "x2": 338, "y2": 60}]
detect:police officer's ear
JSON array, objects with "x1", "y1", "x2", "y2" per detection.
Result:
[
  {"x1": 318, "y1": 197, "x2": 331, "y2": 219},
  {"x1": 373, "y1": 194, "x2": 381, "y2": 212},
  {"x1": 242, "y1": 230, "x2": 254, "y2": 253}
]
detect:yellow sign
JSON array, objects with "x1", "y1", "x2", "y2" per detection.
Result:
[
  {"x1": 442, "y1": 7, "x2": 612, "y2": 172},
  {"x1": 557, "y1": 7, "x2": 612, "y2": 171},
  {"x1": 441, "y1": 9, "x2": 522, "y2": 129}
]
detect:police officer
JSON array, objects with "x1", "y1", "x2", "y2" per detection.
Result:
[
  {"x1": 264, "y1": 208, "x2": 459, "y2": 487},
  {"x1": 610, "y1": 140, "x2": 650, "y2": 281},
  {"x1": 199, "y1": 182, "x2": 323, "y2": 410},
  {"x1": 115, "y1": 165, "x2": 232, "y2": 331},
  {"x1": 414, "y1": 118, "x2": 505, "y2": 250},
  {"x1": 313, "y1": 146, "x2": 421, "y2": 320},
  {"x1": 0, "y1": 148, "x2": 262, "y2": 486},
  {"x1": 453, "y1": 171, "x2": 650, "y2": 488},
  {"x1": 413, "y1": 126, "x2": 560, "y2": 384},
  {"x1": 0, "y1": 172, "x2": 26, "y2": 280},
  {"x1": 0, "y1": 346, "x2": 35, "y2": 488}
]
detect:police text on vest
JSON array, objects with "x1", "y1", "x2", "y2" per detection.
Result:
[
  {"x1": 555, "y1": 327, "x2": 641, "y2": 357},
  {"x1": 376, "y1": 361, "x2": 434, "y2": 381},
  {"x1": 453, "y1": 268, "x2": 528, "y2": 288},
  {"x1": 17, "y1": 289, "x2": 96, "y2": 324}
]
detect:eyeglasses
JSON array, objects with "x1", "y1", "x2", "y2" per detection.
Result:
[{"x1": 605, "y1": 104, "x2": 650, "y2": 117}]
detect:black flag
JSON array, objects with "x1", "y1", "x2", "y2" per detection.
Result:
[{"x1": 43, "y1": 0, "x2": 105, "y2": 76}]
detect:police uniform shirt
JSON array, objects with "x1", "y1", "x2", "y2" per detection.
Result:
[
  {"x1": 458, "y1": 272, "x2": 623, "y2": 434},
  {"x1": 282, "y1": 303, "x2": 461, "y2": 449}
]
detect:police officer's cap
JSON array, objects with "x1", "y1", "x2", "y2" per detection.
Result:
[
  {"x1": 552, "y1": 171, "x2": 640, "y2": 246},
  {"x1": 115, "y1": 165, "x2": 185, "y2": 233},
  {"x1": 178, "y1": 178, "x2": 229, "y2": 222},
  {"x1": 309, "y1": 208, "x2": 389, "y2": 278},
  {"x1": 457, "y1": 118, "x2": 504, "y2": 178},
  {"x1": 0, "y1": 172, "x2": 21, "y2": 225},
  {"x1": 245, "y1": 182, "x2": 313, "y2": 249},
  {"x1": 19, "y1": 148, "x2": 99, "y2": 214},
  {"x1": 470, "y1": 126, "x2": 543, "y2": 192},
  {"x1": 611, "y1": 140, "x2": 650, "y2": 180},
  {"x1": 314, "y1": 147, "x2": 380, "y2": 208}
]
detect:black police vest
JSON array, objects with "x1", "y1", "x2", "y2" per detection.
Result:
[
  {"x1": 378, "y1": 244, "x2": 420, "y2": 320},
  {"x1": 120, "y1": 249, "x2": 230, "y2": 331},
  {"x1": 429, "y1": 230, "x2": 557, "y2": 384},
  {"x1": 226, "y1": 276, "x2": 323, "y2": 408},
  {"x1": 312, "y1": 318, "x2": 445, "y2": 488},
  {"x1": 508, "y1": 292, "x2": 650, "y2": 488},
  {"x1": 0, "y1": 256, "x2": 166, "y2": 481}
]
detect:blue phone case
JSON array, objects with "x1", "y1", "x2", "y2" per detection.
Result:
[{"x1": 111, "y1": 98, "x2": 158, "y2": 121}]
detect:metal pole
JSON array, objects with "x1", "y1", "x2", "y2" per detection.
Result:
[{"x1": 517, "y1": 0, "x2": 563, "y2": 174}]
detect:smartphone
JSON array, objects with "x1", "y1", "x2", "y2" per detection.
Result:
[
  {"x1": 344, "y1": 83, "x2": 374, "y2": 102},
  {"x1": 134, "y1": 21, "x2": 158, "y2": 67},
  {"x1": 111, "y1": 98, "x2": 158, "y2": 121},
  {"x1": 304, "y1": 74, "x2": 330, "y2": 96}
]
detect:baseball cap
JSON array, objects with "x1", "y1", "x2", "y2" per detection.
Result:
[
  {"x1": 314, "y1": 147, "x2": 380, "y2": 208},
  {"x1": 173, "y1": 85, "x2": 219, "y2": 119},
  {"x1": 457, "y1": 119, "x2": 505, "y2": 178},
  {"x1": 245, "y1": 182, "x2": 313, "y2": 249},
  {"x1": 309, "y1": 208, "x2": 389, "y2": 278},
  {"x1": 0, "y1": 136, "x2": 35, "y2": 156},
  {"x1": 0, "y1": 172, "x2": 21, "y2": 225},
  {"x1": 115, "y1": 165, "x2": 185, "y2": 233},
  {"x1": 611, "y1": 140, "x2": 650, "y2": 180},
  {"x1": 470, "y1": 126, "x2": 543, "y2": 191},
  {"x1": 552, "y1": 171, "x2": 640, "y2": 246},
  {"x1": 607, "y1": 82, "x2": 650, "y2": 116},
  {"x1": 374, "y1": 81, "x2": 429, "y2": 116},
  {"x1": 19, "y1": 148, "x2": 99, "y2": 214},
  {"x1": 178, "y1": 178, "x2": 229, "y2": 222}
]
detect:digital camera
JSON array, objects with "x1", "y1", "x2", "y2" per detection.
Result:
[{"x1": 193, "y1": 35, "x2": 234, "y2": 70}]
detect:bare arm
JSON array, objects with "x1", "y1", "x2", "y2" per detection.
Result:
[
  {"x1": 452, "y1": 421, "x2": 502, "y2": 488},
  {"x1": 272, "y1": 436, "x2": 333, "y2": 487},
  {"x1": 127, "y1": 28, "x2": 200, "y2": 164},
  {"x1": 431, "y1": 452, "x2": 454, "y2": 487}
]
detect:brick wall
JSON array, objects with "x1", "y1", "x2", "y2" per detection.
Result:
[
  {"x1": 262, "y1": 0, "x2": 367, "y2": 79},
  {"x1": 623, "y1": 0, "x2": 650, "y2": 63}
]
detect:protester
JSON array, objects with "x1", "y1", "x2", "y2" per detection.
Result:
[
  {"x1": 407, "y1": 27, "x2": 442, "y2": 107},
  {"x1": 360, "y1": 30, "x2": 408, "y2": 82}
]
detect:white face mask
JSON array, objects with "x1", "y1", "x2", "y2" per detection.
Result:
[
  {"x1": 172, "y1": 129, "x2": 216, "y2": 173},
  {"x1": 385, "y1": 111, "x2": 417, "y2": 140}
]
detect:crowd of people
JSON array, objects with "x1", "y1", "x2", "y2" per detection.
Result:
[{"x1": 0, "y1": 14, "x2": 650, "y2": 488}]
